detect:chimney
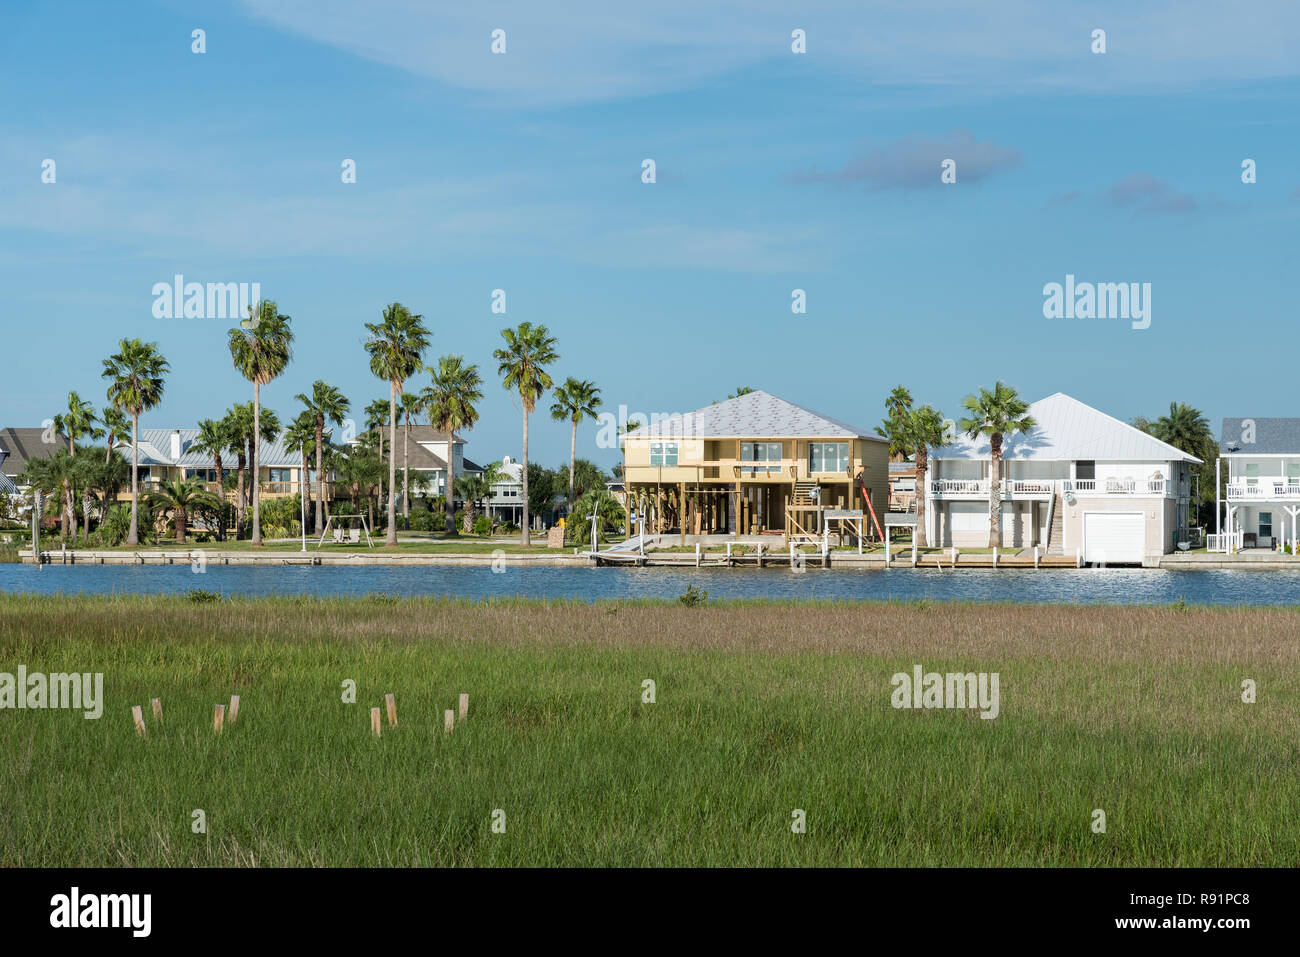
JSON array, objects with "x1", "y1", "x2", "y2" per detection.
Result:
[{"x1": 170, "y1": 429, "x2": 182, "y2": 462}]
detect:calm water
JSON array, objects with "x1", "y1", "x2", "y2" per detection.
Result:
[{"x1": 1, "y1": 564, "x2": 1299, "y2": 605}]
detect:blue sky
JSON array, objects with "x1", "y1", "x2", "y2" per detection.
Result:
[{"x1": 2, "y1": 1, "x2": 1298, "y2": 470}]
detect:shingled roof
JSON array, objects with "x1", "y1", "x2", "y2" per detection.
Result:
[{"x1": 633, "y1": 390, "x2": 884, "y2": 441}]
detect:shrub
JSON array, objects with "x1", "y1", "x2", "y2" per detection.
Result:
[
  {"x1": 473, "y1": 515, "x2": 492, "y2": 536},
  {"x1": 186, "y1": 588, "x2": 221, "y2": 603},
  {"x1": 678, "y1": 585, "x2": 709, "y2": 607}
]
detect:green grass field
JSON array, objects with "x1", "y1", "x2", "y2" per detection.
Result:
[{"x1": 1, "y1": 595, "x2": 1296, "y2": 866}]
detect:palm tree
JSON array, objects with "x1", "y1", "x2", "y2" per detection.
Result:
[
  {"x1": 494, "y1": 322, "x2": 559, "y2": 546},
  {"x1": 102, "y1": 338, "x2": 169, "y2": 546},
  {"x1": 284, "y1": 411, "x2": 317, "y2": 531},
  {"x1": 569, "y1": 487, "x2": 626, "y2": 547},
  {"x1": 550, "y1": 378, "x2": 602, "y2": 516},
  {"x1": 101, "y1": 406, "x2": 130, "y2": 464},
  {"x1": 905, "y1": 405, "x2": 949, "y2": 549},
  {"x1": 21, "y1": 451, "x2": 78, "y2": 538},
  {"x1": 53, "y1": 392, "x2": 102, "y2": 538},
  {"x1": 191, "y1": 417, "x2": 234, "y2": 540},
  {"x1": 362, "y1": 398, "x2": 392, "y2": 516},
  {"x1": 294, "y1": 381, "x2": 350, "y2": 533},
  {"x1": 455, "y1": 461, "x2": 503, "y2": 534},
  {"x1": 146, "y1": 478, "x2": 221, "y2": 544},
  {"x1": 875, "y1": 385, "x2": 915, "y2": 461},
  {"x1": 364, "y1": 303, "x2": 430, "y2": 546},
  {"x1": 228, "y1": 300, "x2": 294, "y2": 546},
  {"x1": 421, "y1": 355, "x2": 483, "y2": 538},
  {"x1": 1150, "y1": 402, "x2": 1213, "y2": 458},
  {"x1": 226, "y1": 403, "x2": 280, "y2": 538},
  {"x1": 398, "y1": 391, "x2": 423, "y2": 525},
  {"x1": 959, "y1": 382, "x2": 1036, "y2": 549}
]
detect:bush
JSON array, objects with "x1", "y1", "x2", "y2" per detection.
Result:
[
  {"x1": 473, "y1": 515, "x2": 492, "y2": 536},
  {"x1": 186, "y1": 588, "x2": 221, "y2": 603},
  {"x1": 408, "y1": 509, "x2": 446, "y2": 533},
  {"x1": 678, "y1": 585, "x2": 709, "y2": 607}
]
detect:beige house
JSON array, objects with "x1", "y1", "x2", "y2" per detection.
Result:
[
  {"x1": 926, "y1": 393, "x2": 1199, "y2": 563},
  {"x1": 620, "y1": 390, "x2": 890, "y2": 545}
]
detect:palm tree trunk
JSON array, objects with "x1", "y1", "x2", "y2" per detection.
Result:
[
  {"x1": 235, "y1": 453, "x2": 246, "y2": 540},
  {"x1": 127, "y1": 413, "x2": 140, "y2": 545},
  {"x1": 314, "y1": 417, "x2": 325, "y2": 534},
  {"x1": 252, "y1": 381, "x2": 263, "y2": 546},
  {"x1": 445, "y1": 428, "x2": 457, "y2": 537},
  {"x1": 175, "y1": 506, "x2": 186, "y2": 544},
  {"x1": 521, "y1": 409, "x2": 531, "y2": 547},
  {"x1": 402, "y1": 422, "x2": 410, "y2": 523},
  {"x1": 214, "y1": 455, "x2": 226, "y2": 540},
  {"x1": 568, "y1": 419, "x2": 577, "y2": 514},
  {"x1": 988, "y1": 434, "x2": 1003, "y2": 549},
  {"x1": 914, "y1": 446, "x2": 929, "y2": 549},
  {"x1": 386, "y1": 386, "x2": 398, "y2": 546}
]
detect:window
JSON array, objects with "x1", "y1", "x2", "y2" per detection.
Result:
[
  {"x1": 1246, "y1": 463, "x2": 1259, "y2": 489},
  {"x1": 740, "y1": 442, "x2": 782, "y2": 476},
  {"x1": 1259, "y1": 512, "x2": 1273, "y2": 538},
  {"x1": 268, "y1": 468, "x2": 293, "y2": 483},
  {"x1": 650, "y1": 442, "x2": 678, "y2": 467},
  {"x1": 1288, "y1": 464, "x2": 1299, "y2": 489},
  {"x1": 809, "y1": 442, "x2": 850, "y2": 473},
  {"x1": 1075, "y1": 461, "x2": 1096, "y2": 480},
  {"x1": 187, "y1": 468, "x2": 219, "y2": 482}
]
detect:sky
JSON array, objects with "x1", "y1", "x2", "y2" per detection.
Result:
[{"x1": 2, "y1": 0, "x2": 1298, "y2": 471}]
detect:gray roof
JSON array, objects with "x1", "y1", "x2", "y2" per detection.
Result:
[
  {"x1": 932, "y1": 393, "x2": 1201, "y2": 464},
  {"x1": 137, "y1": 428, "x2": 301, "y2": 468},
  {"x1": 1220, "y1": 418, "x2": 1300, "y2": 454},
  {"x1": 0, "y1": 472, "x2": 17, "y2": 495},
  {"x1": 634, "y1": 390, "x2": 885, "y2": 441},
  {"x1": 0, "y1": 427, "x2": 68, "y2": 476}
]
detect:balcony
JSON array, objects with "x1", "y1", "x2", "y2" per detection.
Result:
[
  {"x1": 1225, "y1": 480, "x2": 1300, "y2": 501},
  {"x1": 1063, "y1": 478, "x2": 1169, "y2": 496}
]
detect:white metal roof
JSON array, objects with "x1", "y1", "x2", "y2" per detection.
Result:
[
  {"x1": 133, "y1": 428, "x2": 302, "y2": 468},
  {"x1": 632, "y1": 390, "x2": 885, "y2": 441},
  {"x1": 930, "y1": 393, "x2": 1202, "y2": 464}
]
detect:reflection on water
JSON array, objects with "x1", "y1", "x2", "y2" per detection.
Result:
[{"x1": 1, "y1": 564, "x2": 1299, "y2": 606}]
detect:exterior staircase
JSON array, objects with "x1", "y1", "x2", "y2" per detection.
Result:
[
  {"x1": 1044, "y1": 492, "x2": 1065, "y2": 556},
  {"x1": 791, "y1": 481, "x2": 818, "y2": 505}
]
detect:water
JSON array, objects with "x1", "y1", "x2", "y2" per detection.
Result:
[{"x1": 1, "y1": 564, "x2": 1299, "y2": 605}]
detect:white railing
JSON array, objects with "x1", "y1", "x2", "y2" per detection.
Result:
[
  {"x1": 1008, "y1": 480, "x2": 1054, "y2": 494},
  {"x1": 1064, "y1": 478, "x2": 1166, "y2": 495},
  {"x1": 1225, "y1": 481, "x2": 1300, "y2": 500},
  {"x1": 929, "y1": 479, "x2": 988, "y2": 496},
  {"x1": 1207, "y1": 531, "x2": 1244, "y2": 553}
]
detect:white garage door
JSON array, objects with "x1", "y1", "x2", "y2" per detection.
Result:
[
  {"x1": 949, "y1": 502, "x2": 985, "y2": 531},
  {"x1": 1083, "y1": 512, "x2": 1144, "y2": 564}
]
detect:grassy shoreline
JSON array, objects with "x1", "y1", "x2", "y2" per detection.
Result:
[{"x1": 2, "y1": 595, "x2": 1297, "y2": 866}]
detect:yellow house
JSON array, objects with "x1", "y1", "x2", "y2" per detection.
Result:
[{"x1": 620, "y1": 390, "x2": 890, "y2": 545}]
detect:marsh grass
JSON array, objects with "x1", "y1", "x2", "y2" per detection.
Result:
[{"x1": 0, "y1": 595, "x2": 1297, "y2": 866}]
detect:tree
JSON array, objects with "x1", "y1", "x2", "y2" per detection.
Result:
[
  {"x1": 228, "y1": 300, "x2": 294, "y2": 546},
  {"x1": 21, "y1": 451, "x2": 78, "y2": 538},
  {"x1": 191, "y1": 417, "x2": 235, "y2": 540},
  {"x1": 959, "y1": 382, "x2": 1036, "y2": 548},
  {"x1": 398, "y1": 391, "x2": 423, "y2": 526},
  {"x1": 875, "y1": 385, "x2": 915, "y2": 461},
  {"x1": 1135, "y1": 402, "x2": 1216, "y2": 524},
  {"x1": 294, "y1": 380, "x2": 350, "y2": 534},
  {"x1": 904, "y1": 405, "x2": 949, "y2": 549},
  {"x1": 226, "y1": 402, "x2": 279, "y2": 538},
  {"x1": 455, "y1": 461, "x2": 502, "y2": 534},
  {"x1": 364, "y1": 303, "x2": 430, "y2": 546},
  {"x1": 421, "y1": 355, "x2": 483, "y2": 538},
  {"x1": 284, "y1": 411, "x2": 318, "y2": 532},
  {"x1": 101, "y1": 406, "x2": 130, "y2": 464},
  {"x1": 568, "y1": 487, "x2": 626, "y2": 547},
  {"x1": 550, "y1": 377, "x2": 602, "y2": 516},
  {"x1": 559, "y1": 459, "x2": 607, "y2": 505},
  {"x1": 53, "y1": 391, "x2": 103, "y2": 538},
  {"x1": 102, "y1": 338, "x2": 169, "y2": 546},
  {"x1": 494, "y1": 322, "x2": 559, "y2": 545},
  {"x1": 526, "y1": 462, "x2": 557, "y2": 526},
  {"x1": 146, "y1": 478, "x2": 221, "y2": 544}
]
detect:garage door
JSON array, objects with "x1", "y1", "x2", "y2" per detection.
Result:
[{"x1": 1083, "y1": 512, "x2": 1144, "y2": 564}]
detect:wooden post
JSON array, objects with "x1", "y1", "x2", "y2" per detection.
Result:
[
  {"x1": 132, "y1": 705, "x2": 146, "y2": 737},
  {"x1": 444, "y1": 709, "x2": 455, "y2": 734},
  {"x1": 228, "y1": 694, "x2": 240, "y2": 724},
  {"x1": 385, "y1": 692, "x2": 397, "y2": 727},
  {"x1": 371, "y1": 707, "x2": 382, "y2": 737},
  {"x1": 679, "y1": 482, "x2": 686, "y2": 546},
  {"x1": 150, "y1": 698, "x2": 162, "y2": 724},
  {"x1": 213, "y1": 703, "x2": 225, "y2": 735},
  {"x1": 458, "y1": 693, "x2": 469, "y2": 721}
]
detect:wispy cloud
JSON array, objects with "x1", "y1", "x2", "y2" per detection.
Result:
[
  {"x1": 239, "y1": 0, "x2": 1300, "y2": 106},
  {"x1": 789, "y1": 130, "x2": 1022, "y2": 190},
  {"x1": 1106, "y1": 173, "x2": 1201, "y2": 214}
]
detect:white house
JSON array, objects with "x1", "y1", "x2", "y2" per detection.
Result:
[
  {"x1": 486, "y1": 455, "x2": 525, "y2": 525},
  {"x1": 1215, "y1": 417, "x2": 1300, "y2": 553},
  {"x1": 926, "y1": 393, "x2": 1199, "y2": 563}
]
